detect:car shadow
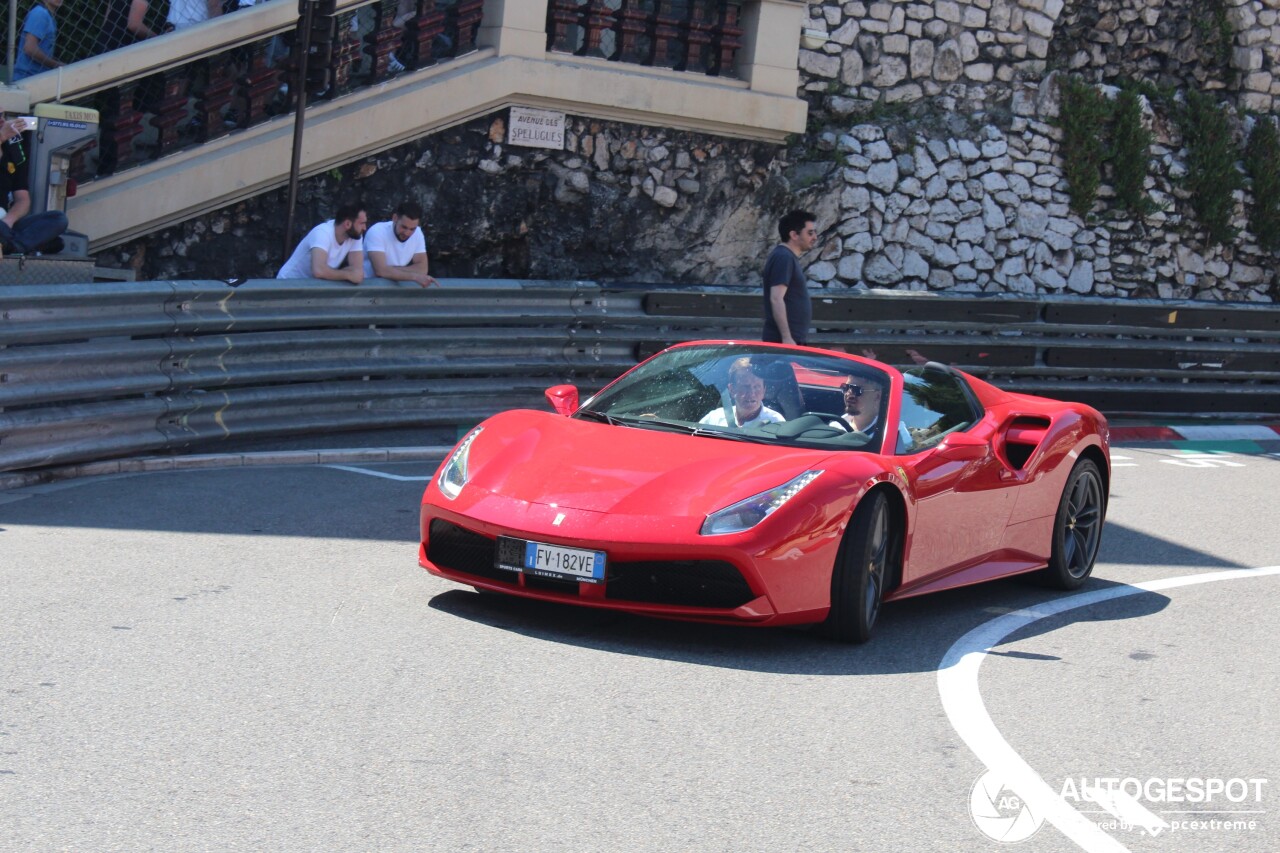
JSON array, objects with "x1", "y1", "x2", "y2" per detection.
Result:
[
  {"x1": 427, "y1": 576, "x2": 1172, "y2": 676},
  {"x1": 427, "y1": 517, "x2": 1251, "y2": 676}
]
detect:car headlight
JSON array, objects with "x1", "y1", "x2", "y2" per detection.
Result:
[
  {"x1": 437, "y1": 427, "x2": 483, "y2": 500},
  {"x1": 700, "y1": 471, "x2": 823, "y2": 536}
]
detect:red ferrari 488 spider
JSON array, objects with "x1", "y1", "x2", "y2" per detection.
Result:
[{"x1": 419, "y1": 341, "x2": 1109, "y2": 642}]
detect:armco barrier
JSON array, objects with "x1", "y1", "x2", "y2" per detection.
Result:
[{"x1": 1, "y1": 279, "x2": 1279, "y2": 477}]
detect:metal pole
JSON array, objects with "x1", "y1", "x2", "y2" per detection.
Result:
[
  {"x1": 282, "y1": 0, "x2": 318, "y2": 267},
  {"x1": 8, "y1": 0, "x2": 18, "y2": 81}
]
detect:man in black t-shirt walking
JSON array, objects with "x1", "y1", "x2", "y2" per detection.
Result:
[{"x1": 761, "y1": 209, "x2": 818, "y2": 346}]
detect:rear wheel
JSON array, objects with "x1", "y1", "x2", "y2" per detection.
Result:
[
  {"x1": 1039, "y1": 459, "x2": 1105, "y2": 590},
  {"x1": 819, "y1": 491, "x2": 893, "y2": 644}
]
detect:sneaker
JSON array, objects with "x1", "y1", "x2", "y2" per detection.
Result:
[
  {"x1": 223, "y1": 109, "x2": 241, "y2": 128},
  {"x1": 36, "y1": 237, "x2": 65, "y2": 256},
  {"x1": 388, "y1": 53, "x2": 405, "y2": 74}
]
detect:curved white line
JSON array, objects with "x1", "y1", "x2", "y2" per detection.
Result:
[{"x1": 937, "y1": 566, "x2": 1280, "y2": 853}]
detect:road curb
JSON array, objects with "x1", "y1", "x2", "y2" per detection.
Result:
[{"x1": 1110, "y1": 423, "x2": 1280, "y2": 444}]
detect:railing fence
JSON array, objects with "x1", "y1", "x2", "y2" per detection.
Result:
[{"x1": 2, "y1": 279, "x2": 1278, "y2": 481}]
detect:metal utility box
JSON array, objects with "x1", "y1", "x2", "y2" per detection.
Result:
[{"x1": 25, "y1": 102, "x2": 100, "y2": 257}]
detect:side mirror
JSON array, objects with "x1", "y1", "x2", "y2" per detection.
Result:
[
  {"x1": 936, "y1": 430, "x2": 987, "y2": 461},
  {"x1": 545, "y1": 384, "x2": 579, "y2": 416}
]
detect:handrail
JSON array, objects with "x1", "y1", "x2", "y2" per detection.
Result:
[{"x1": 2, "y1": 279, "x2": 1277, "y2": 480}]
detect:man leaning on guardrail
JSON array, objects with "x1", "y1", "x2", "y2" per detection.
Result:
[
  {"x1": 363, "y1": 200, "x2": 438, "y2": 288},
  {"x1": 276, "y1": 201, "x2": 368, "y2": 284}
]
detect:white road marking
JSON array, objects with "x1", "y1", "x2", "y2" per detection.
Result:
[
  {"x1": 324, "y1": 464, "x2": 431, "y2": 481},
  {"x1": 1109, "y1": 454, "x2": 1137, "y2": 468},
  {"x1": 937, "y1": 566, "x2": 1280, "y2": 853},
  {"x1": 1159, "y1": 451, "x2": 1246, "y2": 468}
]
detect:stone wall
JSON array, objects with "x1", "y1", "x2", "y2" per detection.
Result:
[
  {"x1": 95, "y1": 117, "x2": 815, "y2": 285},
  {"x1": 801, "y1": 0, "x2": 1279, "y2": 112},
  {"x1": 97, "y1": 0, "x2": 1279, "y2": 303},
  {"x1": 797, "y1": 0, "x2": 1278, "y2": 301}
]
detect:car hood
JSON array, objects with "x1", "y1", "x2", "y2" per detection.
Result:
[{"x1": 464, "y1": 410, "x2": 833, "y2": 517}]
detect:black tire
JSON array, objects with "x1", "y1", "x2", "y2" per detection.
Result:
[
  {"x1": 819, "y1": 491, "x2": 893, "y2": 643},
  {"x1": 1039, "y1": 458, "x2": 1105, "y2": 590}
]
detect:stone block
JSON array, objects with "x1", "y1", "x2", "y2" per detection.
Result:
[
  {"x1": 871, "y1": 56, "x2": 909, "y2": 87},
  {"x1": 909, "y1": 39, "x2": 935, "y2": 78},
  {"x1": 838, "y1": 253, "x2": 866, "y2": 281},
  {"x1": 935, "y1": 0, "x2": 962, "y2": 24},
  {"x1": 964, "y1": 63, "x2": 995, "y2": 83},
  {"x1": 884, "y1": 34, "x2": 910, "y2": 55},
  {"x1": 800, "y1": 50, "x2": 842, "y2": 78},
  {"x1": 933, "y1": 40, "x2": 964, "y2": 81},
  {"x1": 841, "y1": 52, "x2": 866, "y2": 87},
  {"x1": 831, "y1": 19, "x2": 860, "y2": 45},
  {"x1": 865, "y1": 253, "x2": 904, "y2": 283},
  {"x1": 1066, "y1": 260, "x2": 1094, "y2": 293},
  {"x1": 808, "y1": 260, "x2": 838, "y2": 281},
  {"x1": 867, "y1": 160, "x2": 901, "y2": 192},
  {"x1": 857, "y1": 141, "x2": 887, "y2": 162}
]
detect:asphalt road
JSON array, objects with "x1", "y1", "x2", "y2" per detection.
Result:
[{"x1": 1, "y1": 445, "x2": 1277, "y2": 852}]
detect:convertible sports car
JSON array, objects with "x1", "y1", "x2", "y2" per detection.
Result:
[{"x1": 418, "y1": 341, "x2": 1109, "y2": 643}]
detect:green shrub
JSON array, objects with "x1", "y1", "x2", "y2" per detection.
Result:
[
  {"x1": 1109, "y1": 87, "x2": 1156, "y2": 217},
  {"x1": 1179, "y1": 90, "x2": 1243, "y2": 246},
  {"x1": 1057, "y1": 76, "x2": 1110, "y2": 219},
  {"x1": 1196, "y1": 0, "x2": 1236, "y2": 75},
  {"x1": 1244, "y1": 116, "x2": 1280, "y2": 252}
]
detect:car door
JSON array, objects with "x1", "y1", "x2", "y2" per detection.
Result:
[{"x1": 895, "y1": 368, "x2": 1020, "y2": 585}]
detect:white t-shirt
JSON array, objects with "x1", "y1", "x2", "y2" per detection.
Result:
[
  {"x1": 168, "y1": 0, "x2": 213, "y2": 29},
  {"x1": 830, "y1": 414, "x2": 877, "y2": 433},
  {"x1": 699, "y1": 406, "x2": 785, "y2": 429},
  {"x1": 276, "y1": 221, "x2": 363, "y2": 279},
  {"x1": 362, "y1": 220, "x2": 427, "y2": 278}
]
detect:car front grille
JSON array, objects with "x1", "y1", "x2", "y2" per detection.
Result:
[
  {"x1": 605, "y1": 560, "x2": 756, "y2": 609},
  {"x1": 426, "y1": 520, "x2": 756, "y2": 610},
  {"x1": 427, "y1": 519, "x2": 517, "y2": 584}
]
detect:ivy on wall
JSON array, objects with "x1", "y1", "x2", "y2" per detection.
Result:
[
  {"x1": 1180, "y1": 90, "x2": 1244, "y2": 247},
  {"x1": 1244, "y1": 116, "x2": 1280, "y2": 253},
  {"x1": 1059, "y1": 76, "x2": 1158, "y2": 222},
  {"x1": 1109, "y1": 87, "x2": 1156, "y2": 218},
  {"x1": 1196, "y1": 0, "x2": 1237, "y2": 80},
  {"x1": 1057, "y1": 76, "x2": 1109, "y2": 219}
]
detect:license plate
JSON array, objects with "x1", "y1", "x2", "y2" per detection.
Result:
[{"x1": 496, "y1": 536, "x2": 606, "y2": 583}]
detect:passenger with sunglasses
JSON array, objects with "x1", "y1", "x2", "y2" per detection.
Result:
[{"x1": 830, "y1": 377, "x2": 883, "y2": 434}]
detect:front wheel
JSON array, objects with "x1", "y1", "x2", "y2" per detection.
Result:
[
  {"x1": 819, "y1": 491, "x2": 894, "y2": 643},
  {"x1": 1039, "y1": 458, "x2": 1105, "y2": 590}
]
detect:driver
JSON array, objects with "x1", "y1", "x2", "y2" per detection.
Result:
[
  {"x1": 830, "y1": 376, "x2": 883, "y2": 434},
  {"x1": 700, "y1": 357, "x2": 786, "y2": 429}
]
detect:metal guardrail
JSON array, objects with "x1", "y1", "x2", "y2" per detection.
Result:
[{"x1": 2, "y1": 279, "x2": 1279, "y2": 476}]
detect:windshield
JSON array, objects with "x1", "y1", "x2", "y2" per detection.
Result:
[{"x1": 580, "y1": 344, "x2": 893, "y2": 450}]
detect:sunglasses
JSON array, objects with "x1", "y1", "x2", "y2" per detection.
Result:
[{"x1": 841, "y1": 383, "x2": 866, "y2": 396}]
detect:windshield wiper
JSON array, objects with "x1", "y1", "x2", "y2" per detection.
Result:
[
  {"x1": 614, "y1": 416, "x2": 764, "y2": 442},
  {"x1": 575, "y1": 408, "x2": 621, "y2": 425}
]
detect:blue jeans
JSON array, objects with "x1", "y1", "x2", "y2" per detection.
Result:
[{"x1": 0, "y1": 211, "x2": 69, "y2": 254}]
